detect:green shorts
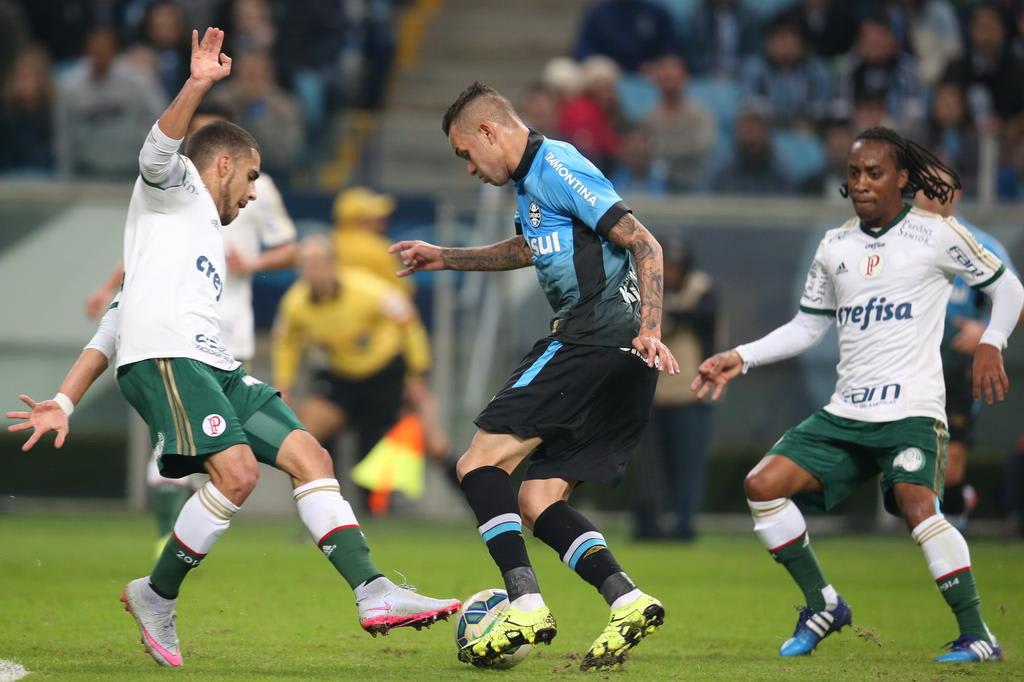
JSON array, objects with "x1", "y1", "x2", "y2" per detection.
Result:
[
  {"x1": 117, "y1": 358, "x2": 305, "y2": 478},
  {"x1": 768, "y1": 409, "x2": 949, "y2": 516}
]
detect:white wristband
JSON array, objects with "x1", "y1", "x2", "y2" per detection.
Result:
[{"x1": 53, "y1": 392, "x2": 75, "y2": 416}]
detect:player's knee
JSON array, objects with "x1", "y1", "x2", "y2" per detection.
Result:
[
  {"x1": 743, "y1": 469, "x2": 777, "y2": 502},
  {"x1": 894, "y1": 485, "x2": 935, "y2": 528},
  {"x1": 455, "y1": 451, "x2": 481, "y2": 482},
  {"x1": 220, "y1": 457, "x2": 260, "y2": 502},
  {"x1": 517, "y1": 490, "x2": 548, "y2": 529}
]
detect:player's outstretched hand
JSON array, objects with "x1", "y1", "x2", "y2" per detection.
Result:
[
  {"x1": 190, "y1": 27, "x2": 232, "y2": 85},
  {"x1": 5, "y1": 394, "x2": 69, "y2": 452},
  {"x1": 973, "y1": 343, "x2": 1009, "y2": 405},
  {"x1": 691, "y1": 350, "x2": 744, "y2": 401},
  {"x1": 631, "y1": 335, "x2": 679, "y2": 375},
  {"x1": 389, "y1": 240, "x2": 445, "y2": 277}
]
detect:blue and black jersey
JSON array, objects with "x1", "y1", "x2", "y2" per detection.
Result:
[{"x1": 511, "y1": 130, "x2": 640, "y2": 347}]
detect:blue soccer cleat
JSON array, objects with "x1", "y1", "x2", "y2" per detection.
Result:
[
  {"x1": 934, "y1": 635, "x2": 1002, "y2": 663},
  {"x1": 778, "y1": 596, "x2": 852, "y2": 656}
]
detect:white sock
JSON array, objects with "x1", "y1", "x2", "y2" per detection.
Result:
[
  {"x1": 173, "y1": 481, "x2": 239, "y2": 555},
  {"x1": 610, "y1": 588, "x2": 643, "y2": 610},
  {"x1": 911, "y1": 514, "x2": 971, "y2": 581},
  {"x1": 748, "y1": 497, "x2": 837, "y2": 609},
  {"x1": 293, "y1": 478, "x2": 359, "y2": 545},
  {"x1": 747, "y1": 497, "x2": 806, "y2": 551},
  {"x1": 510, "y1": 593, "x2": 545, "y2": 611}
]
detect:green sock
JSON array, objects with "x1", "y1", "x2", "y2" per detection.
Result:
[
  {"x1": 151, "y1": 485, "x2": 189, "y2": 537},
  {"x1": 150, "y1": 534, "x2": 203, "y2": 599},
  {"x1": 319, "y1": 526, "x2": 382, "y2": 589},
  {"x1": 937, "y1": 568, "x2": 988, "y2": 640},
  {"x1": 771, "y1": 532, "x2": 829, "y2": 611}
]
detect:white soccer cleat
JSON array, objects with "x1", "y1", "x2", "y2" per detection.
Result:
[
  {"x1": 356, "y1": 577, "x2": 461, "y2": 636},
  {"x1": 120, "y1": 577, "x2": 183, "y2": 667}
]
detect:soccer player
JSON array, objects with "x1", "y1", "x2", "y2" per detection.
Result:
[
  {"x1": 389, "y1": 82, "x2": 679, "y2": 671},
  {"x1": 915, "y1": 175, "x2": 1015, "y2": 528},
  {"x1": 6, "y1": 28, "x2": 458, "y2": 668},
  {"x1": 691, "y1": 128, "x2": 1023, "y2": 663},
  {"x1": 85, "y1": 102, "x2": 299, "y2": 555}
]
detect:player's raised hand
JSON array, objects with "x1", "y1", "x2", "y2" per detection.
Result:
[
  {"x1": 973, "y1": 343, "x2": 1009, "y2": 405},
  {"x1": 5, "y1": 394, "x2": 70, "y2": 452},
  {"x1": 691, "y1": 350, "x2": 744, "y2": 401},
  {"x1": 190, "y1": 27, "x2": 232, "y2": 85},
  {"x1": 631, "y1": 335, "x2": 680, "y2": 375},
  {"x1": 389, "y1": 240, "x2": 445, "y2": 277}
]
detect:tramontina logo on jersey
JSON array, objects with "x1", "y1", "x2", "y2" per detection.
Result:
[
  {"x1": 859, "y1": 253, "x2": 884, "y2": 278},
  {"x1": 836, "y1": 297, "x2": 912, "y2": 330},
  {"x1": 841, "y1": 382, "x2": 901, "y2": 406},
  {"x1": 528, "y1": 233, "x2": 562, "y2": 256},
  {"x1": 528, "y1": 202, "x2": 542, "y2": 228}
]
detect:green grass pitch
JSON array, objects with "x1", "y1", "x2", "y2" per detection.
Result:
[{"x1": 1, "y1": 513, "x2": 1020, "y2": 680}]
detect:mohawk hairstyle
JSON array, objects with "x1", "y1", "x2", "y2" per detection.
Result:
[
  {"x1": 442, "y1": 81, "x2": 503, "y2": 136},
  {"x1": 841, "y1": 127, "x2": 961, "y2": 204}
]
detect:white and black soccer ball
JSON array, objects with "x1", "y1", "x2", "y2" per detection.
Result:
[{"x1": 454, "y1": 588, "x2": 533, "y2": 669}]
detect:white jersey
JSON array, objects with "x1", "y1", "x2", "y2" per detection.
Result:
[
  {"x1": 219, "y1": 174, "x2": 296, "y2": 361},
  {"x1": 117, "y1": 123, "x2": 238, "y2": 370},
  {"x1": 800, "y1": 205, "x2": 1007, "y2": 424}
]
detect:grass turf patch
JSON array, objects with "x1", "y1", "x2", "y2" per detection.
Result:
[{"x1": 1, "y1": 514, "x2": 1020, "y2": 680}]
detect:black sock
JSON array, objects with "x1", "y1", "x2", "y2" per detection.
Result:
[
  {"x1": 460, "y1": 466, "x2": 539, "y2": 600},
  {"x1": 533, "y1": 501, "x2": 635, "y2": 605},
  {"x1": 943, "y1": 484, "x2": 966, "y2": 515}
]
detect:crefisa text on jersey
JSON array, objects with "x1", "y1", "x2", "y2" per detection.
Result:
[{"x1": 836, "y1": 296, "x2": 912, "y2": 330}]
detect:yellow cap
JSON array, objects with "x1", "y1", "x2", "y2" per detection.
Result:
[{"x1": 333, "y1": 187, "x2": 396, "y2": 226}]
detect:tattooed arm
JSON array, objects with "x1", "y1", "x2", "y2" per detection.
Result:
[
  {"x1": 605, "y1": 213, "x2": 679, "y2": 374},
  {"x1": 389, "y1": 236, "x2": 533, "y2": 275}
]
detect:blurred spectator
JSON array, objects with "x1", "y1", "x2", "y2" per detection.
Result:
[
  {"x1": 210, "y1": 50, "x2": 304, "y2": 180},
  {"x1": 574, "y1": 0, "x2": 676, "y2": 72},
  {"x1": 519, "y1": 83, "x2": 560, "y2": 138},
  {"x1": 135, "y1": 0, "x2": 190, "y2": 99},
  {"x1": 19, "y1": 0, "x2": 100, "y2": 62},
  {"x1": 558, "y1": 55, "x2": 625, "y2": 174},
  {"x1": 997, "y1": 130, "x2": 1024, "y2": 200},
  {"x1": 851, "y1": 92, "x2": 897, "y2": 132},
  {"x1": 645, "y1": 55, "x2": 716, "y2": 191},
  {"x1": 943, "y1": 3, "x2": 1024, "y2": 127},
  {"x1": 226, "y1": 0, "x2": 277, "y2": 54},
  {"x1": 710, "y1": 106, "x2": 792, "y2": 194},
  {"x1": 782, "y1": 0, "x2": 858, "y2": 59},
  {"x1": 800, "y1": 118, "x2": 855, "y2": 198},
  {"x1": 541, "y1": 56, "x2": 584, "y2": 103},
  {"x1": 883, "y1": 0, "x2": 963, "y2": 86},
  {"x1": 0, "y1": 46, "x2": 55, "y2": 173},
  {"x1": 331, "y1": 186, "x2": 412, "y2": 296},
  {"x1": 54, "y1": 27, "x2": 166, "y2": 179},
  {"x1": 680, "y1": 0, "x2": 761, "y2": 78},
  {"x1": 740, "y1": 15, "x2": 831, "y2": 128},
  {"x1": 633, "y1": 239, "x2": 717, "y2": 541},
  {"x1": 925, "y1": 80, "x2": 980, "y2": 196},
  {"x1": 609, "y1": 125, "x2": 669, "y2": 194},
  {"x1": 0, "y1": 0, "x2": 29, "y2": 80},
  {"x1": 835, "y1": 14, "x2": 925, "y2": 130}
]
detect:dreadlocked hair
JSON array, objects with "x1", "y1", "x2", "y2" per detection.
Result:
[{"x1": 840, "y1": 127, "x2": 961, "y2": 204}]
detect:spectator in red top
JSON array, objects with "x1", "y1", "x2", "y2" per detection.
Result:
[{"x1": 558, "y1": 56, "x2": 625, "y2": 174}]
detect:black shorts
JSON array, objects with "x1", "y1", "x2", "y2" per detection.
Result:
[
  {"x1": 944, "y1": 360, "x2": 975, "y2": 446},
  {"x1": 474, "y1": 338, "x2": 658, "y2": 487},
  {"x1": 312, "y1": 357, "x2": 405, "y2": 458}
]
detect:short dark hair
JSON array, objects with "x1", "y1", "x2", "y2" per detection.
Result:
[
  {"x1": 185, "y1": 120, "x2": 259, "y2": 170},
  {"x1": 442, "y1": 81, "x2": 501, "y2": 136}
]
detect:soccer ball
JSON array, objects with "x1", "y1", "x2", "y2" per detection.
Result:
[{"x1": 454, "y1": 588, "x2": 533, "y2": 669}]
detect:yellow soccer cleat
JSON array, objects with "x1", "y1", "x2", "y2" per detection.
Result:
[
  {"x1": 581, "y1": 593, "x2": 665, "y2": 672},
  {"x1": 457, "y1": 605, "x2": 557, "y2": 666}
]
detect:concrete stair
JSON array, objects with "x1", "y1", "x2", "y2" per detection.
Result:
[{"x1": 378, "y1": 0, "x2": 590, "y2": 194}]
